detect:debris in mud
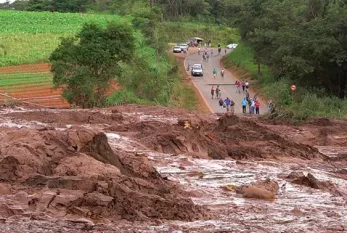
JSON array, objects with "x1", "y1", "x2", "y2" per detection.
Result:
[
  {"x1": 235, "y1": 178, "x2": 279, "y2": 200},
  {"x1": 287, "y1": 172, "x2": 345, "y2": 197},
  {"x1": 2, "y1": 106, "x2": 347, "y2": 232},
  {"x1": 0, "y1": 126, "x2": 208, "y2": 223}
]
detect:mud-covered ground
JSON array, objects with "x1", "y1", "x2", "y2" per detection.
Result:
[{"x1": 0, "y1": 105, "x2": 346, "y2": 232}]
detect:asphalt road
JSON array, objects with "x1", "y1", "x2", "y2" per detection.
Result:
[{"x1": 184, "y1": 48, "x2": 268, "y2": 114}]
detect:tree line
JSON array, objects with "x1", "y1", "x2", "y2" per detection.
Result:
[
  {"x1": 236, "y1": 0, "x2": 347, "y2": 99},
  {"x1": 1, "y1": 0, "x2": 242, "y2": 24},
  {"x1": 2, "y1": 0, "x2": 347, "y2": 99}
]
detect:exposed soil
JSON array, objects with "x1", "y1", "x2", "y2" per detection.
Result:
[
  {"x1": 1, "y1": 105, "x2": 347, "y2": 232},
  {"x1": 0, "y1": 126, "x2": 207, "y2": 224},
  {"x1": 0, "y1": 63, "x2": 51, "y2": 74},
  {"x1": 0, "y1": 64, "x2": 119, "y2": 109}
]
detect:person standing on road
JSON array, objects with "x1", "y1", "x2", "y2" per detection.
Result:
[
  {"x1": 225, "y1": 48, "x2": 227, "y2": 54},
  {"x1": 219, "y1": 98, "x2": 224, "y2": 111},
  {"x1": 216, "y1": 85, "x2": 220, "y2": 99},
  {"x1": 251, "y1": 100, "x2": 255, "y2": 114},
  {"x1": 211, "y1": 86, "x2": 215, "y2": 99},
  {"x1": 245, "y1": 89, "x2": 250, "y2": 101},
  {"x1": 237, "y1": 81, "x2": 241, "y2": 94},
  {"x1": 245, "y1": 81, "x2": 249, "y2": 90},
  {"x1": 220, "y1": 69, "x2": 225, "y2": 78},
  {"x1": 255, "y1": 101, "x2": 260, "y2": 114},
  {"x1": 211, "y1": 49, "x2": 213, "y2": 56},
  {"x1": 198, "y1": 47, "x2": 201, "y2": 55},
  {"x1": 230, "y1": 98, "x2": 235, "y2": 114},
  {"x1": 213, "y1": 69, "x2": 217, "y2": 79},
  {"x1": 242, "y1": 98, "x2": 248, "y2": 114},
  {"x1": 242, "y1": 80, "x2": 246, "y2": 92},
  {"x1": 235, "y1": 81, "x2": 239, "y2": 93},
  {"x1": 224, "y1": 97, "x2": 231, "y2": 112},
  {"x1": 248, "y1": 97, "x2": 252, "y2": 114},
  {"x1": 253, "y1": 92, "x2": 258, "y2": 102}
]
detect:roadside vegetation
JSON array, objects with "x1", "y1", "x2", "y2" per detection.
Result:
[
  {"x1": 223, "y1": 43, "x2": 347, "y2": 120},
  {"x1": 222, "y1": 0, "x2": 347, "y2": 120}
]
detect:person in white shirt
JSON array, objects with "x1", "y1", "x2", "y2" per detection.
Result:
[{"x1": 251, "y1": 100, "x2": 255, "y2": 114}]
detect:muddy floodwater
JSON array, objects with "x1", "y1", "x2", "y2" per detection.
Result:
[
  {"x1": 107, "y1": 133, "x2": 347, "y2": 233},
  {"x1": 0, "y1": 106, "x2": 347, "y2": 232}
]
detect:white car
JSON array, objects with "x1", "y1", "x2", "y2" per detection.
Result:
[
  {"x1": 191, "y1": 64, "x2": 203, "y2": 76},
  {"x1": 226, "y1": 43, "x2": 238, "y2": 49},
  {"x1": 173, "y1": 46, "x2": 182, "y2": 53},
  {"x1": 178, "y1": 43, "x2": 189, "y2": 51}
]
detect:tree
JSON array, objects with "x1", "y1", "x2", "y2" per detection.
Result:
[{"x1": 49, "y1": 22, "x2": 135, "y2": 108}]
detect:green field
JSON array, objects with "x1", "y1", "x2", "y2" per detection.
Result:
[
  {"x1": 0, "y1": 72, "x2": 52, "y2": 90},
  {"x1": 0, "y1": 10, "x2": 125, "y2": 67}
]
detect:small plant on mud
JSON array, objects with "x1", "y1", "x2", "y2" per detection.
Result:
[{"x1": 49, "y1": 22, "x2": 135, "y2": 108}]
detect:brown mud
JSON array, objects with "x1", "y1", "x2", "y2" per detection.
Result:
[{"x1": 1, "y1": 105, "x2": 347, "y2": 232}]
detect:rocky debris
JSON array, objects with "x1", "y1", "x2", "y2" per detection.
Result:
[
  {"x1": 235, "y1": 179, "x2": 279, "y2": 200},
  {"x1": 134, "y1": 113, "x2": 322, "y2": 161},
  {"x1": 0, "y1": 126, "x2": 208, "y2": 223},
  {"x1": 287, "y1": 172, "x2": 345, "y2": 197}
]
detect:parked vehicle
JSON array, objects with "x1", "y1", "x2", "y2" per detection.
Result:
[
  {"x1": 178, "y1": 43, "x2": 189, "y2": 51},
  {"x1": 173, "y1": 46, "x2": 182, "y2": 53},
  {"x1": 226, "y1": 44, "x2": 238, "y2": 49},
  {"x1": 191, "y1": 64, "x2": 203, "y2": 76}
]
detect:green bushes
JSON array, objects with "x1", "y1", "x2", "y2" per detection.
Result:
[{"x1": 223, "y1": 43, "x2": 347, "y2": 120}]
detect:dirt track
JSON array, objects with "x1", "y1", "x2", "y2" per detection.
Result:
[{"x1": 0, "y1": 105, "x2": 347, "y2": 232}]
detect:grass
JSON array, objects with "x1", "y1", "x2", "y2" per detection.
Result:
[
  {"x1": 222, "y1": 43, "x2": 347, "y2": 120},
  {"x1": 0, "y1": 10, "x2": 125, "y2": 67}
]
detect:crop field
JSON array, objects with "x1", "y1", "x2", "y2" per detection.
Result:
[
  {"x1": 0, "y1": 11, "x2": 124, "y2": 108},
  {"x1": 0, "y1": 63, "x2": 69, "y2": 108},
  {"x1": 0, "y1": 10, "x2": 125, "y2": 67}
]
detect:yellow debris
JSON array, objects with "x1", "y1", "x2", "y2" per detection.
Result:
[{"x1": 184, "y1": 120, "x2": 191, "y2": 129}]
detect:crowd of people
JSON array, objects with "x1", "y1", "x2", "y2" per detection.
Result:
[
  {"x1": 200, "y1": 43, "x2": 227, "y2": 62},
  {"x1": 188, "y1": 44, "x2": 274, "y2": 115}
]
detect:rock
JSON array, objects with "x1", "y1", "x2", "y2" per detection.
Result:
[
  {"x1": 327, "y1": 225, "x2": 345, "y2": 231},
  {"x1": 0, "y1": 183, "x2": 11, "y2": 194},
  {"x1": 47, "y1": 176, "x2": 96, "y2": 191},
  {"x1": 0, "y1": 204, "x2": 26, "y2": 218},
  {"x1": 286, "y1": 171, "x2": 305, "y2": 180},
  {"x1": 236, "y1": 178, "x2": 279, "y2": 200},
  {"x1": 68, "y1": 218, "x2": 95, "y2": 226},
  {"x1": 84, "y1": 192, "x2": 113, "y2": 207},
  {"x1": 0, "y1": 156, "x2": 20, "y2": 182}
]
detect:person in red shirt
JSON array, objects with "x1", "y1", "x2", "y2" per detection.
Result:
[
  {"x1": 211, "y1": 86, "x2": 215, "y2": 99},
  {"x1": 255, "y1": 101, "x2": 260, "y2": 114}
]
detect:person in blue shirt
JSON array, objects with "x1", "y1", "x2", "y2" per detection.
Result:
[{"x1": 242, "y1": 98, "x2": 248, "y2": 114}]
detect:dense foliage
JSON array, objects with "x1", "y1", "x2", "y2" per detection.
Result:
[
  {"x1": 236, "y1": 0, "x2": 347, "y2": 99},
  {"x1": 49, "y1": 22, "x2": 135, "y2": 108},
  {"x1": 4, "y1": 0, "x2": 243, "y2": 24}
]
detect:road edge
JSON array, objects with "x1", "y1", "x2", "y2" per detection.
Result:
[{"x1": 184, "y1": 53, "x2": 214, "y2": 114}]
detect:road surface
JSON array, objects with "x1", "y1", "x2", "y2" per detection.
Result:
[{"x1": 184, "y1": 48, "x2": 267, "y2": 114}]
